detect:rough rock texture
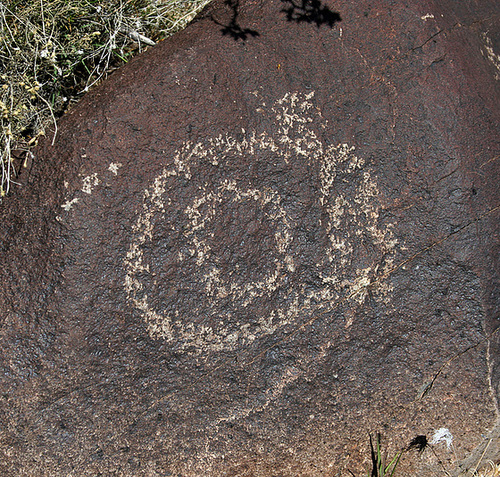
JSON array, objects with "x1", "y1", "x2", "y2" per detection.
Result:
[{"x1": 1, "y1": 0, "x2": 499, "y2": 475}]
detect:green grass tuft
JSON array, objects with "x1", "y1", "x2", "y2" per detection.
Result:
[{"x1": 368, "y1": 432, "x2": 403, "y2": 477}]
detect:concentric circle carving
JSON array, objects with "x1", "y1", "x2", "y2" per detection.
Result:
[{"x1": 124, "y1": 92, "x2": 398, "y2": 353}]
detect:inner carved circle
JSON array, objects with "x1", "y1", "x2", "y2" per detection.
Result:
[
  {"x1": 184, "y1": 185, "x2": 291, "y2": 303},
  {"x1": 127, "y1": 177, "x2": 295, "y2": 350}
]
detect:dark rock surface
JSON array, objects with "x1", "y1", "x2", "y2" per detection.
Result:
[{"x1": 1, "y1": 0, "x2": 499, "y2": 475}]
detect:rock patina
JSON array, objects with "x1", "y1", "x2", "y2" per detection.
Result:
[{"x1": 1, "y1": 0, "x2": 499, "y2": 475}]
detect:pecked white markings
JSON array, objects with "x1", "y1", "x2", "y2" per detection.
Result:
[
  {"x1": 61, "y1": 198, "x2": 79, "y2": 211},
  {"x1": 124, "y1": 91, "x2": 400, "y2": 354},
  {"x1": 108, "y1": 162, "x2": 123, "y2": 175},
  {"x1": 481, "y1": 32, "x2": 500, "y2": 80},
  {"x1": 82, "y1": 173, "x2": 99, "y2": 194},
  {"x1": 59, "y1": 162, "x2": 124, "y2": 212}
]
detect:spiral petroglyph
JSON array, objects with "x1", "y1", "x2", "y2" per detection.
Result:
[{"x1": 124, "y1": 92, "x2": 399, "y2": 353}]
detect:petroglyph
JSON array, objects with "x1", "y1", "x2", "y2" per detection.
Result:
[
  {"x1": 82, "y1": 173, "x2": 99, "y2": 194},
  {"x1": 124, "y1": 92, "x2": 399, "y2": 353},
  {"x1": 108, "y1": 162, "x2": 123, "y2": 175},
  {"x1": 61, "y1": 197, "x2": 79, "y2": 211},
  {"x1": 58, "y1": 163, "x2": 124, "y2": 213},
  {"x1": 481, "y1": 33, "x2": 500, "y2": 80}
]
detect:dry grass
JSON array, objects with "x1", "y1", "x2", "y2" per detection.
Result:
[
  {"x1": 0, "y1": 0, "x2": 212, "y2": 198},
  {"x1": 475, "y1": 462, "x2": 500, "y2": 477}
]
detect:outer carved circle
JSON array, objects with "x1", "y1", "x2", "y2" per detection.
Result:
[{"x1": 124, "y1": 92, "x2": 398, "y2": 353}]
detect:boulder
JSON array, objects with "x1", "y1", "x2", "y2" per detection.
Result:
[{"x1": 1, "y1": 0, "x2": 499, "y2": 475}]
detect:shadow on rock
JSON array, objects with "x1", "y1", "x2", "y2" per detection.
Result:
[
  {"x1": 212, "y1": 0, "x2": 260, "y2": 41},
  {"x1": 281, "y1": 0, "x2": 341, "y2": 27}
]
